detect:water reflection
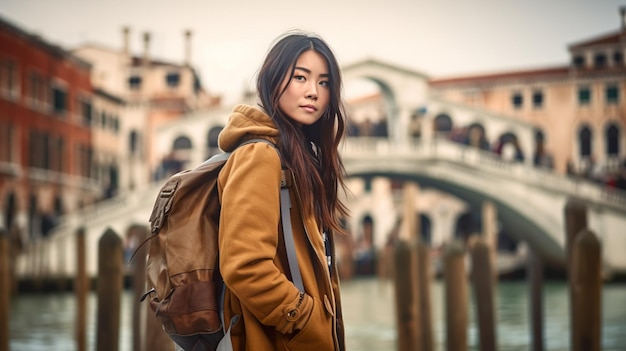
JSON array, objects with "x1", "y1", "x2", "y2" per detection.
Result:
[{"x1": 9, "y1": 279, "x2": 626, "y2": 351}]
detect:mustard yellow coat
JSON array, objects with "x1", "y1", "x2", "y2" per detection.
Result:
[{"x1": 217, "y1": 105, "x2": 345, "y2": 351}]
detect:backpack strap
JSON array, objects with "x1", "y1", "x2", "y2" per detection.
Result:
[{"x1": 279, "y1": 173, "x2": 304, "y2": 291}]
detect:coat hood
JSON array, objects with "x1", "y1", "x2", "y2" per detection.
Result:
[{"x1": 218, "y1": 104, "x2": 280, "y2": 152}]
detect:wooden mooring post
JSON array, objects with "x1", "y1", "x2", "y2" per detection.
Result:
[
  {"x1": 75, "y1": 227, "x2": 88, "y2": 351},
  {"x1": 1, "y1": 229, "x2": 10, "y2": 351},
  {"x1": 97, "y1": 228, "x2": 124, "y2": 351},
  {"x1": 564, "y1": 198, "x2": 587, "y2": 317},
  {"x1": 128, "y1": 224, "x2": 149, "y2": 351},
  {"x1": 417, "y1": 242, "x2": 434, "y2": 351},
  {"x1": 443, "y1": 241, "x2": 468, "y2": 351},
  {"x1": 527, "y1": 248, "x2": 544, "y2": 351},
  {"x1": 393, "y1": 239, "x2": 421, "y2": 351},
  {"x1": 393, "y1": 182, "x2": 422, "y2": 351},
  {"x1": 470, "y1": 239, "x2": 497, "y2": 351},
  {"x1": 571, "y1": 229, "x2": 602, "y2": 351}
]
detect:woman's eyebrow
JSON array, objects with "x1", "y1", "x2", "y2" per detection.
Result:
[{"x1": 295, "y1": 66, "x2": 329, "y2": 77}]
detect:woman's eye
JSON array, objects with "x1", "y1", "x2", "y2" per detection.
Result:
[
  {"x1": 293, "y1": 75, "x2": 305, "y2": 81},
  {"x1": 319, "y1": 81, "x2": 329, "y2": 87}
]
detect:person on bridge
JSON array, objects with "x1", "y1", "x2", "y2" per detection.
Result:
[{"x1": 215, "y1": 31, "x2": 349, "y2": 351}]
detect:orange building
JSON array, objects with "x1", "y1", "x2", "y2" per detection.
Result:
[{"x1": 429, "y1": 8, "x2": 626, "y2": 181}]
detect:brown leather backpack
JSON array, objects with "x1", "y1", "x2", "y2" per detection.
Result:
[{"x1": 139, "y1": 139, "x2": 303, "y2": 351}]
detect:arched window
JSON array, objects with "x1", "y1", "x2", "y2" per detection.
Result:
[
  {"x1": 579, "y1": 125, "x2": 592, "y2": 157},
  {"x1": 467, "y1": 122, "x2": 489, "y2": 150},
  {"x1": 606, "y1": 123, "x2": 619, "y2": 156},
  {"x1": 173, "y1": 136, "x2": 192, "y2": 150},
  {"x1": 207, "y1": 127, "x2": 223, "y2": 149},
  {"x1": 434, "y1": 113, "x2": 453, "y2": 133}
]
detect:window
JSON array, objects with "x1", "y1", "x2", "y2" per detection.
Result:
[
  {"x1": 100, "y1": 111, "x2": 107, "y2": 128},
  {"x1": 166, "y1": 72, "x2": 180, "y2": 88},
  {"x1": 615, "y1": 51, "x2": 624, "y2": 66},
  {"x1": 75, "y1": 144, "x2": 93, "y2": 178},
  {"x1": 573, "y1": 55, "x2": 585, "y2": 68},
  {"x1": 0, "y1": 59, "x2": 19, "y2": 98},
  {"x1": 173, "y1": 136, "x2": 192, "y2": 150},
  {"x1": 579, "y1": 126, "x2": 592, "y2": 158},
  {"x1": 434, "y1": 114, "x2": 453, "y2": 133},
  {"x1": 129, "y1": 130, "x2": 140, "y2": 154},
  {"x1": 606, "y1": 85, "x2": 619, "y2": 104},
  {"x1": 606, "y1": 123, "x2": 619, "y2": 156},
  {"x1": 578, "y1": 87, "x2": 591, "y2": 106},
  {"x1": 80, "y1": 99, "x2": 92, "y2": 126},
  {"x1": 52, "y1": 86, "x2": 67, "y2": 116},
  {"x1": 29, "y1": 130, "x2": 44, "y2": 168},
  {"x1": 532, "y1": 90, "x2": 544, "y2": 109},
  {"x1": 112, "y1": 116, "x2": 120, "y2": 133},
  {"x1": 28, "y1": 71, "x2": 45, "y2": 106},
  {"x1": 512, "y1": 93, "x2": 523, "y2": 109},
  {"x1": 128, "y1": 75, "x2": 142, "y2": 90},
  {"x1": 103, "y1": 112, "x2": 109, "y2": 128},
  {"x1": 51, "y1": 137, "x2": 64, "y2": 172},
  {"x1": 207, "y1": 127, "x2": 222, "y2": 148},
  {"x1": 594, "y1": 53, "x2": 607, "y2": 69},
  {"x1": 0, "y1": 122, "x2": 13, "y2": 162}
]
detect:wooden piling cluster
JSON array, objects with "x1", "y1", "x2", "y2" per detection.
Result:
[
  {"x1": 67, "y1": 225, "x2": 175, "y2": 351},
  {"x1": 391, "y1": 183, "x2": 604, "y2": 351},
  {"x1": 2, "y1": 191, "x2": 606, "y2": 351}
]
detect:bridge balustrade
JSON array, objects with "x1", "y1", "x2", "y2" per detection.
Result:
[{"x1": 342, "y1": 137, "x2": 626, "y2": 211}]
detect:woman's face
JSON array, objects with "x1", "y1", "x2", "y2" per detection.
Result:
[{"x1": 278, "y1": 50, "x2": 330, "y2": 126}]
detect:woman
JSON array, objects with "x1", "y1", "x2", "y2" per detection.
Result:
[{"x1": 217, "y1": 32, "x2": 349, "y2": 350}]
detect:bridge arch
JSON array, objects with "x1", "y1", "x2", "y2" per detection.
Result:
[
  {"x1": 343, "y1": 59, "x2": 429, "y2": 143},
  {"x1": 340, "y1": 58, "x2": 539, "y2": 164},
  {"x1": 346, "y1": 167, "x2": 563, "y2": 266}
]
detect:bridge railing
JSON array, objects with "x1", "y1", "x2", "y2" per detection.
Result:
[{"x1": 342, "y1": 137, "x2": 626, "y2": 210}]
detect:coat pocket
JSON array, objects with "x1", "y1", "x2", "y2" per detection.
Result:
[{"x1": 283, "y1": 297, "x2": 334, "y2": 351}]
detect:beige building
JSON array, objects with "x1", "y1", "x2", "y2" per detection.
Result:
[
  {"x1": 429, "y1": 8, "x2": 626, "y2": 179},
  {"x1": 72, "y1": 28, "x2": 221, "y2": 191}
]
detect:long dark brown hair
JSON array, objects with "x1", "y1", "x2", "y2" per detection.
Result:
[{"x1": 256, "y1": 31, "x2": 349, "y2": 234}]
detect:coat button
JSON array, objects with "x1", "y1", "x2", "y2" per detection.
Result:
[{"x1": 286, "y1": 309, "x2": 299, "y2": 321}]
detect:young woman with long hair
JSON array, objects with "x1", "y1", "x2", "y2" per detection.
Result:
[{"x1": 216, "y1": 31, "x2": 349, "y2": 350}]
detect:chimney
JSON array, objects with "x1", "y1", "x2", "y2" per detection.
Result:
[
  {"x1": 143, "y1": 31, "x2": 151, "y2": 66},
  {"x1": 122, "y1": 26, "x2": 130, "y2": 57},
  {"x1": 184, "y1": 30, "x2": 192, "y2": 67}
]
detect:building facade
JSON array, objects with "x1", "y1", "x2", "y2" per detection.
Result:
[
  {"x1": 429, "y1": 8, "x2": 626, "y2": 180},
  {"x1": 0, "y1": 15, "x2": 96, "y2": 242},
  {"x1": 72, "y1": 28, "x2": 221, "y2": 187},
  {"x1": 0, "y1": 17, "x2": 222, "y2": 244}
]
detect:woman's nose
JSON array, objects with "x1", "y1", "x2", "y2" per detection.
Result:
[{"x1": 306, "y1": 83, "x2": 318, "y2": 100}]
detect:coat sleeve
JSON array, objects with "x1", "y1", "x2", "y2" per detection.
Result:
[{"x1": 218, "y1": 142, "x2": 313, "y2": 334}]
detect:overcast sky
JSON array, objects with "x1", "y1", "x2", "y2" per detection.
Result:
[{"x1": 1, "y1": 0, "x2": 624, "y2": 103}]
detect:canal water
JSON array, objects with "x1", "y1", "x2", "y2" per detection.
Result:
[{"x1": 9, "y1": 278, "x2": 626, "y2": 350}]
